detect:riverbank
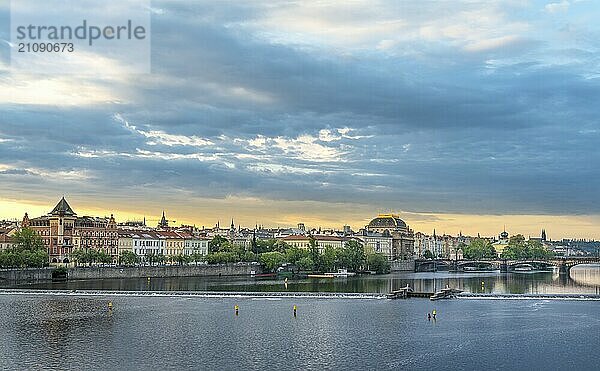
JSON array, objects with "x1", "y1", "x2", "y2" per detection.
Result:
[{"x1": 0, "y1": 263, "x2": 262, "y2": 285}]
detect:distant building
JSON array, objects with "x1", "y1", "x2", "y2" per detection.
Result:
[
  {"x1": 282, "y1": 235, "x2": 350, "y2": 253},
  {"x1": 158, "y1": 211, "x2": 169, "y2": 229},
  {"x1": 23, "y1": 197, "x2": 118, "y2": 264},
  {"x1": 0, "y1": 227, "x2": 17, "y2": 251},
  {"x1": 366, "y1": 214, "x2": 414, "y2": 260},
  {"x1": 356, "y1": 231, "x2": 393, "y2": 259},
  {"x1": 492, "y1": 227, "x2": 510, "y2": 257}
]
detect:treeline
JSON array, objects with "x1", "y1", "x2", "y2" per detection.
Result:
[
  {"x1": 209, "y1": 236, "x2": 391, "y2": 274},
  {"x1": 500, "y1": 235, "x2": 554, "y2": 260},
  {"x1": 0, "y1": 228, "x2": 49, "y2": 268},
  {"x1": 458, "y1": 235, "x2": 554, "y2": 260},
  {"x1": 109, "y1": 236, "x2": 390, "y2": 274}
]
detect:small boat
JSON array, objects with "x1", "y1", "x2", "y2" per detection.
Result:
[
  {"x1": 430, "y1": 287, "x2": 463, "y2": 301},
  {"x1": 251, "y1": 272, "x2": 277, "y2": 278},
  {"x1": 514, "y1": 264, "x2": 534, "y2": 272},
  {"x1": 307, "y1": 274, "x2": 335, "y2": 278},
  {"x1": 329, "y1": 269, "x2": 356, "y2": 277}
]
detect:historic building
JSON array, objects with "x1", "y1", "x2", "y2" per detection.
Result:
[
  {"x1": 23, "y1": 197, "x2": 118, "y2": 263},
  {"x1": 355, "y1": 231, "x2": 394, "y2": 260},
  {"x1": 282, "y1": 235, "x2": 350, "y2": 253},
  {"x1": 0, "y1": 227, "x2": 17, "y2": 252},
  {"x1": 366, "y1": 214, "x2": 415, "y2": 260}
]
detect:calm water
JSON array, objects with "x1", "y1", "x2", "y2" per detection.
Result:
[
  {"x1": 1, "y1": 265, "x2": 599, "y2": 370},
  {"x1": 0, "y1": 295, "x2": 598, "y2": 370},
  {"x1": 11, "y1": 264, "x2": 600, "y2": 295}
]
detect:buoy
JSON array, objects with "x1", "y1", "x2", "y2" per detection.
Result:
[
  {"x1": 432, "y1": 309, "x2": 436, "y2": 319},
  {"x1": 293, "y1": 305, "x2": 297, "y2": 317},
  {"x1": 234, "y1": 305, "x2": 239, "y2": 316},
  {"x1": 108, "y1": 301, "x2": 113, "y2": 310}
]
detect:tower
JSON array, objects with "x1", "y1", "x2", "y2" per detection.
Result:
[
  {"x1": 158, "y1": 211, "x2": 168, "y2": 228},
  {"x1": 541, "y1": 229, "x2": 547, "y2": 242},
  {"x1": 22, "y1": 212, "x2": 30, "y2": 228},
  {"x1": 49, "y1": 197, "x2": 77, "y2": 262}
]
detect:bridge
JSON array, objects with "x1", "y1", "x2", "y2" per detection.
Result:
[{"x1": 414, "y1": 257, "x2": 600, "y2": 274}]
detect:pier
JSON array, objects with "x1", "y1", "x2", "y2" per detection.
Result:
[{"x1": 387, "y1": 285, "x2": 462, "y2": 300}]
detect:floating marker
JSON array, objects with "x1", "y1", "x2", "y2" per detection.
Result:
[
  {"x1": 234, "y1": 305, "x2": 239, "y2": 316},
  {"x1": 293, "y1": 305, "x2": 297, "y2": 317},
  {"x1": 108, "y1": 301, "x2": 113, "y2": 310}
]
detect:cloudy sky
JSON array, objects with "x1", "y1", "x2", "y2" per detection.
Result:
[{"x1": 1, "y1": 0, "x2": 599, "y2": 238}]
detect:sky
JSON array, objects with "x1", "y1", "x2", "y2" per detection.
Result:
[{"x1": 0, "y1": 0, "x2": 599, "y2": 239}]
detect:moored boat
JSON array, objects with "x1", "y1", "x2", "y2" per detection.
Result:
[{"x1": 307, "y1": 274, "x2": 335, "y2": 278}]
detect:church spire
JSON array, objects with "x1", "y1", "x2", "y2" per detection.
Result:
[{"x1": 159, "y1": 210, "x2": 168, "y2": 228}]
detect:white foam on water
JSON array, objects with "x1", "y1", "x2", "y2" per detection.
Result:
[
  {"x1": 458, "y1": 294, "x2": 600, "y2": 301},
  {"x1": 0, "y1": 289, "x2": 387, "y2": 300}
]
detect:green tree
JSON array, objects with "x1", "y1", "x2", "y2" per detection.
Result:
[
  {"x1": 172, "y1": 254, "x2": 190, "y2": 265},
  {"x1": 423, "y1": 250, "x2": 434, "y2": 259},
  {"x1": 463, "y1": 238, "x2": 496, "y2": 260},
  {"x1": 209, "y1": 235, "x2": 229, "y2": 253},
  {"x1": 190, "y1": 252, "x2": 207, "y2": 264},
  {"x1": 502, "y1": 234, "x2": 528, "y2": 260},
  {"x1": 343, "y1": 240, "x2": 365, "y2": 272},
  {"x1": 367, "y1": 253, "x2": 391, "y2": 274},
  {"x1": 320, "y1": 246, "x2": 338, "y2": 272},
  {"x1": 297, "y1": 256, "x2": 314, "y2": 271},
  {"x1": 284, "y1": 247, "x2": 308, "y2": 265},
  {"x1": 13, "y1": 227, "x2": 44, "y2": 252},
  {"x1": 308, "y1": 236, "x2": 320, "y2": 270},
  {"x1": 119, "y1": 250, "x2": 139, "y2": 266},
  {"x1": 259, "y1": 251, "x2": 285, "y2": 272},
  {"x1": 97, "y1": 251, "x2": 112, "y2": 265}
]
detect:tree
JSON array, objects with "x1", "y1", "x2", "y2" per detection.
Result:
[
  {"x1": 119, "y1": 251, "x2": 139, "y2": 266},
  {"x1": 297, "y1": 256, "x2": 314, "y2": 271},
  {"x1": 463, "y1": 238, "x2": 497, "y2": 260},
  {"x1": 502, "y1": 234, "x2": 529, "y2": 260},
  {"x1": 97, "y1": 251, "x2": 112, "y2": 265},
  {"x1": 209, "y1": 235, "x2": 229, "y2": 253},
  {"x1": 259, "y1": 251, "x2": 285, "y2": 272},
  {"x1": 343, "y1": 240, "x2": 365, "y2": 272},
  {"x1": 320, "y1": 246, "x2": 338, "y2": 272},
  {"x1": 423, "y1": 250, "x2": 434, "y2": 259},
  {"x1": 13, "y1": 227, "x2": 44, "y2": 252},
  {"x1": 172, "y1": 254, "x2": 190, "y2": 265},
  {"x1": 367, "y1": 253, "x2": 391, "y2": 274},
  {"x1": 308, "y1": 236, "x2": 320, "y2": 270},
  {"x1": 190, "y1": 252, "x2": 207, "y2": 264},
  {"x1": 284, "y1": 247, "x2": 308, "y2": 265}
]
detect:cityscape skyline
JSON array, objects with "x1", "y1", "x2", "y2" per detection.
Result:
[
  {"x1": 1, "y1": 1, "x2": 600, "y2": 240},
  {"x1": 1, "y1": 195, "x2": 598, "y2": 240}
]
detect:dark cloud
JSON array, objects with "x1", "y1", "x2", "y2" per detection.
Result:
[{"x1": 1, "y1": 0, "x2": 599, "y2": 216}]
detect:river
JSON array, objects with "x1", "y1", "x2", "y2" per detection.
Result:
[
  {"x1": 0, "y1": 265, "x2": 599, "y2": 370},
  {"x1": 8, "y1": 264, "x2": 600, "y2": 295}
]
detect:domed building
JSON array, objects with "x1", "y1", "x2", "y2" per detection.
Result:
[
  {"x1": 366, "y1": 214, "x2": 414, "y2": 260},
  {"x1": 366, "y1": 214, "x2": 408, "y2": 233}
]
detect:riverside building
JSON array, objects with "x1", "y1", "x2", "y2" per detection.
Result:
[
  {"x1": 23, "y1": 197, "x2": 118, "y2": 264},
  {"x1": 365, "y1": 214, "x2": 415, "y2": 260}
]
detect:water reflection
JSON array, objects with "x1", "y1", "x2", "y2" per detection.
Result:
[{"x1": 11, "y1": 264, "x2": 600, "y2": 295}]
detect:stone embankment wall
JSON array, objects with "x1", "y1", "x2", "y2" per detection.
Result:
[
  {"x1": 390, "y1": 259, "x2": 415, "y2": 272},
  {"x1": 0, "y1": 264, "x2": 261, "y2": 285},
  {"x1": 0, "y1": 268, "x2": 53, "y2": 284}
]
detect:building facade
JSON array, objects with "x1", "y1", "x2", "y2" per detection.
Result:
[
  {"x1": 366, "y1": 214, "x2": 415, "y2": 260},
  {"x1": 24, "y1": 197, "x2": 118, "y2": 263}
]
